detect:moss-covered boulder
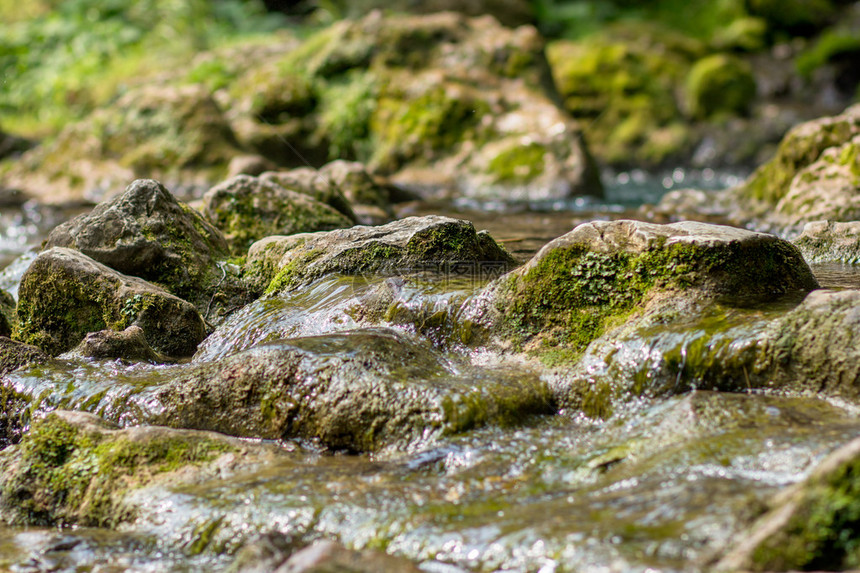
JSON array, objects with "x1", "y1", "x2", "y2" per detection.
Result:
[
  {"x1": 15, "y1": 248, "x2": 206, "y2": 357},
  {"x1": 201, "y1": 175, "x2": 354, "y2": 254},
  {"x1": 717, "y1": 435, "x2": 860, "y2": 571},
  {"x1": 0, "y1": 337, "x2": 48, "y2": 378},
  {"x1": 43, "y1": 179, "x2": 238, "y2": 309},
  {"x1": 546, "y1": 26, "x2": 701, "y2": 168},
  {"x1": 0, "y1": 410, "x2": 240, "y2": 527},
  {"x1": 474, "y1": 219, "x2": 818, "y2": 363},
  {"x1": 246, "y1": 215, "x2": 515, "y2": 295},
  {"x1": 737, "y1": 103, "x2": 860, "y2": 208},
  {"x1": 227, "y1": 12, "x2": 601, "y2": 202},
  {"x1": 152, "y1": 328, "x2": 553, "y2": 452},
  {"x1": 684, "y1": 54, "x2": 756, "y2": 120},
  {"x1": 61, "y1": 326, "x2": 168, "y2": 364},
  {"x1": 795, "y1": 219, "x2": 860, "y2": 264},
  {"x1": 4, "y1": 85, "x2": 245, "y2": 205}
]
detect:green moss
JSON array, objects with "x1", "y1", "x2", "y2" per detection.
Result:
[
  {"x1": 1, "y1": 413, "x2": 234, "y2": 526},
  {"x1": 751, "y1": 457, "x2": 860, "y2": 571},
  {"x1": 316, "y1": 71, "x2": 379, "y2": 161},
  {"x1": 684, "y1": 54, "x2": 756, "y2": 120},
  {"x1": 264, "y1": 248, "x2": 326, "y2": 295},
  {"x1": 370, "y1": 82, "x2": 491, "y2": 173},
  {"x1": 487, "y1": 143, "x2": 548, "y2": 184}
]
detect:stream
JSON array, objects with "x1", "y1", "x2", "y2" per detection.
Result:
[{"x1": 2, "y1": 169, "x2": 860, "y2": 572}]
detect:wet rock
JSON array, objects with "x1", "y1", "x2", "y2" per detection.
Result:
[
  {"x1": 61, "y1": 326, "x2": 169, "y2": 364},
  {"x1": 795, "y1": 220, "x2": 860, "y2": 263},
  {"x1": 245, "y1": 215, "x2": 515, "y2": 296},
  {"x1": 4, "y1": 85, "x2": 245, "y2": 204},
  {"x1": 15, "y1": 248, "x2": 206, "y2": 357},
  {"x1": 717, "y1": 435, "x2": 860, "y2": 572},
  {"x1": 201, "y1": 174, "x2": 354, "y2": 254},
  {"x1": 154, "y1": 328, "x2": 552, "y2": 452},
  {"x1": 0, "y1": 337, "x2": 48, "y2": 377},
  {"x1": 0, "y1": 410, "x2": 242, "y2": 527},
  {"x1": 229, "y1": 11, "x2": 601, "y2": 202},
  {"x1": 0, "y1": 289, "x2": 13, "y2": 338},
  {"x1": 44, "y1": 179, "x2": 236, "y2": 309},
  {"x1": 474, "y1": 219, "x2": 818, "y2": 364},
  {"x1": 274, "y1": 540, "x2": 423, "y2": 573}
]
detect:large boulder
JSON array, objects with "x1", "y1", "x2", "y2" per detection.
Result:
[
  {"x1": 245, "y1": 215, "x2": 515, "y2": 295},
  {"x1": 44, "y1": 179, "x2": 234, "y2": 307},
  {"x1": 151, "y1": 328, "x2": 553, "y2": 452},
  {"x1": 228, "y1": 11, "x2": 602, "y2": 202},
  {"x1": 15, "y1": 248, "x2": 206, "y2": 357},
  {"x1": 0, "y1": 410, "x2": 244, "y2": 527},
  {"x1": 4, "y1": 85, "x2": 246, "y2": 204},
  {"x1": 201, "y1": 174, "x2": 354, "y2": 254},
  {"x1": 472, "y1": 220, "x2": 818, "y2": 364}
]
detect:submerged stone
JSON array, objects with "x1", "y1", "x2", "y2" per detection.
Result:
[
  {"x1": 153, "y1": 328, "x2": 552, "y2": 452},
  {"x1": 0, "y1": 410, "x2": 242, "y2": 527},
  {"x1": 15, "y1": 248, "x2": 206, "y2": 357},
  {"x1": 201, "y1": 174, "x2": 354, "y2": 254},
  {"x1": 246, "y1": 215, "x2": 515, "y2": 296},
  {"x1": 475, "y1": 219, "x2": 817, "y2": 363}
]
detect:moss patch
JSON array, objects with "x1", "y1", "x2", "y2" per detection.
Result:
[
  {"x1": 487, "y1": 143, "x2": 548, "y2": 184},
  {"x1": 684, "y1": 54, "x2": 756, "y2": 120},
  {"x1": 0, "y1": 412, "x2": 234, "y2": 527}
]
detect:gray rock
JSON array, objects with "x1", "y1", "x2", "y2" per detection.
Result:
[
  {"x1": 260, "y1": 166, "x2": 358, "y2": 221},
  {"x1": 61, "y1": 325, "x2": 169, "y2": 364},
  {"x1": 15, "y1": 247, "x2": 206, "y2": 357},
  {"x1": 794, "y1": 220, "x2": 860, "y2": 263},
  {"x1": 274, "y1": 540, "x2": 423, "y2": 573},
  {"x1": 153, "y1": 328, "x2": 553, "y2": 453},
  {"x1": 201, "y1": 174, "x2": 355, "y2": 254},
  {"x1": 472, "y1": 219, "x2": 818, "y2": 364},
  {"x1": 44, "y1": 179, "x2": 231, "y2": 306},
  {"x1": 245, "y1": 215, "x2": 515, "y2": 295}
]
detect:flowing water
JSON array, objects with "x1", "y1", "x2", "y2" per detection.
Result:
[{"x1": 2, "y1": 170, "x2": 860, "y2": 572}]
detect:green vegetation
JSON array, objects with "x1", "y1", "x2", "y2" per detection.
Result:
[
  {"x1": 796, "y1": 31, "x2": 860, "y2": 80},
  {"x1": 684, "y1": 54, "x2": 756, "y2": 119},
  {"x1": 0, "y1": 0, "x2": 285, "y2": 134}
]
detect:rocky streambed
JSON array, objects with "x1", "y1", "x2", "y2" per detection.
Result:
[{"x1": 2, "y1": 159, "x2": 860, "y2": 573}]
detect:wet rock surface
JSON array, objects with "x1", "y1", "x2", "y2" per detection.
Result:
[
  {"x1": 795, "y1": 220, "x2": 860, "y2": 263},
  {"x1": 61, "y1": 326, "x2": 169, "y2": 364},
  {"x1": 15, "y1": 247, "x2": 207, "y2": 357},
  {"x1": 246, "y1": 215, "x2": 516, "y2": 295}
]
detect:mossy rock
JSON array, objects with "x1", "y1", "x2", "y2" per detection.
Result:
[
  {"x1": 477, "y1": 219, "x2": 818, "y2": 363},
  {"x1": 0, "y1": 336, "x2": 48, "y2": 378},
  {"x1": 15, "y1": 248, "x2": 206, "y2": 357},
  {"x1": 795, "y1": 220, "x2": 860, "y2": 264},
  {"x1": 737, "y1": 103, "x2": 860, "y2": 206},
  {"x1": 718, "y1": 435, "x2": 860, "y2": 571},
  {"x1": 152, "y1": 328, "x2": 553, "y2": 453},
  {"x1": 201, "y1": 174, "x2": 354, "y2": 255},
  {"x1": 684, "y1": 54, "x2": 756, "y2": 120},
  {"x1": 0, "y1": 410, "x2": 239, "y2": 527},
  {"x1": 246, "y1": 215, "x2": 515, "y2": 296},
  {"x1": 44, "y1": 179, "x2": 233, "y2": 310},
  {"x1": 5, "y1": 85, "x2": 245, "y2": 205},
  {"x1": 0, "y1": 288, "x2": 14, "y2": 338}
]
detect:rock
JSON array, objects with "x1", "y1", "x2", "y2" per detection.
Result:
[
  {"x1": 795, "y1": 220, "x2": 860, "y2": 263},
  {"x1": 0, "y1": 410, "x2": 242, "y2": 527},
  {"x1": 684, "y1": 54, "x2": 757, "y2": 120},
  {"x1": 717, "y1": 434, "x2": 860, "y2": 571},
  {"x1": 15, "y1": 248, "x2": 206, "y2": 357},
  {"x1": 737, "y1": 103, "x2": 860, "y2": 211},
  {"x1": 44, "y1": 179, "x2": 233, "y2": 306},
  {"x1": 245, "y1": 215, "x2": 515, "y2": 295},
  {"x1": 274, "y1": 540, "x2": 423, "y2": 573},
  {"x1": 0, "y1": 289, "x2": 13, "y2": 338},
  {"x1": 229, "y1": 12, "x2": 602, "y2": 202},
  {"x1": 226, "y1": 154, "x2": 278, "y2": 178},
  {"x1": 153, "y1": 328, "x2": 553, "y2": 452},
  {"x1": 0, "y1": 337, "x2": 48, "y2": 378},
  {"x1": 319, "y1": 159, "x2": 400, "y2": 212},
  {"x1": 261, "y1": 166, "x2": 358, "y2": 221},
  {"x1": 4, "y1": 85, "x2": 245, "y2": 204},
  {"x1": 0, "y1": 127, "x2": 32, "y2": 161},
  {"x1": 322, "y1": 0, "x2": 534, "y2": 29},
  {"x1": 61, "y1": 326, "x2": 169, "y2": 364},
  {"x1": 473, "y1": 219, "x2": 818, "y2": 363},
  {"x1": 201, "y1": 175, "x2": 354, "y2": 254}
]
